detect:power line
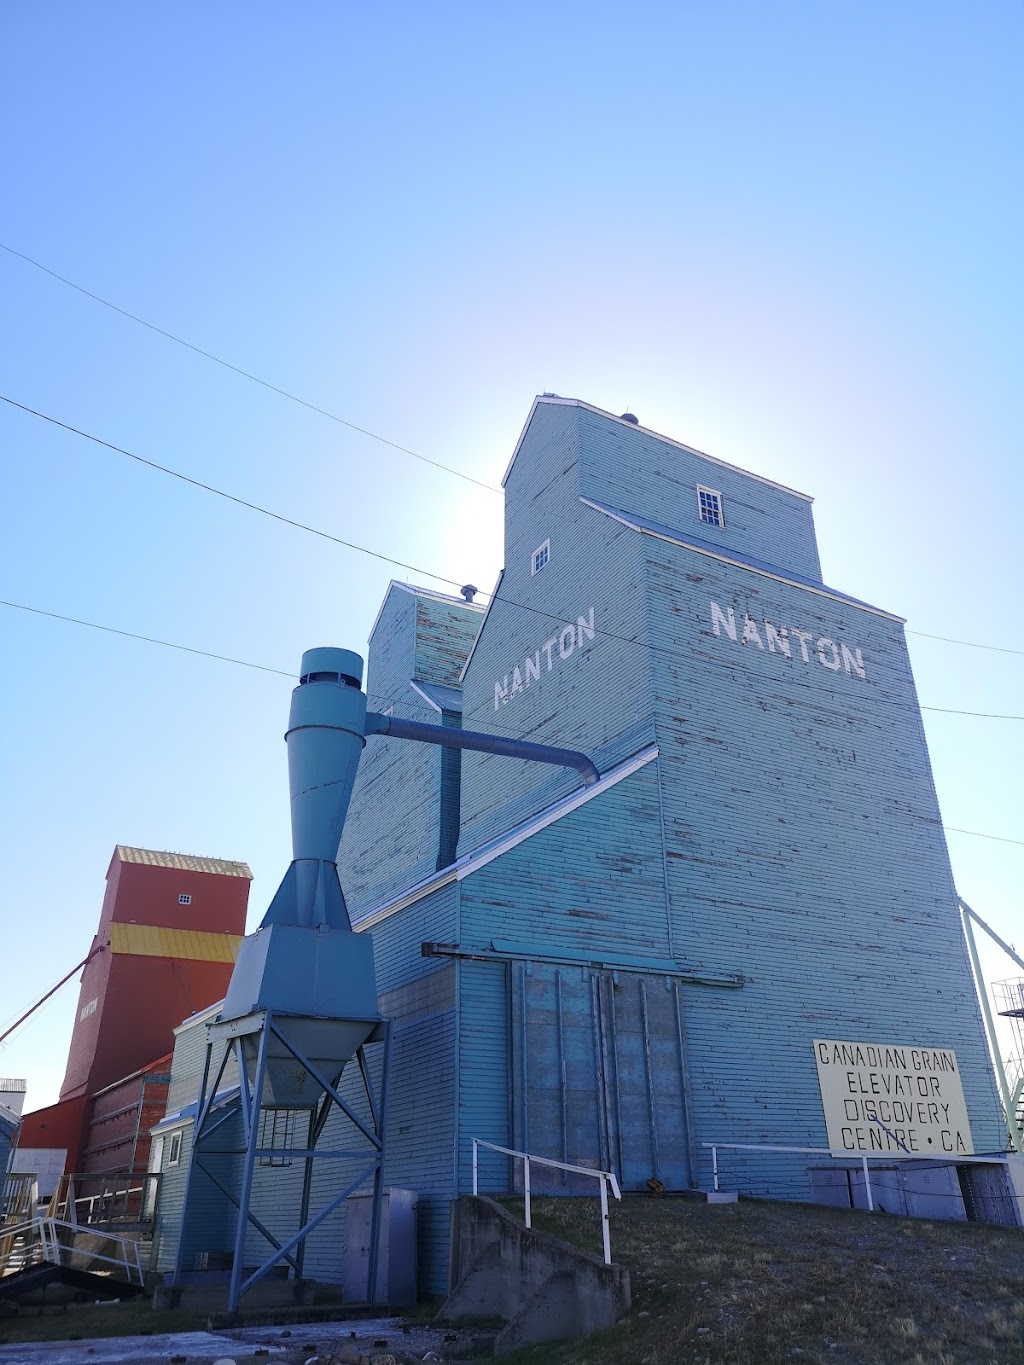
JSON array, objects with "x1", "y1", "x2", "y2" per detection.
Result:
[
  {"x1": 907, "y1": 629, "x2": 1024, "y2": 657},
  {"x1": 5, "y1": 245, "x2": 1023, "y2": 667},
  {"x1": 0, "y1": 242, "x2": 503, "y2": 494},
  {"x1": 0, "y1": 395, "x2": 467, "y2": 591},
  {"x1": 919, "y1": 707, "x2": 1024, "y2": 720},
  {"x1": 0, "y1": 599, "x2": 295, "y2": 677},
  {"x1": 6, "y1": 394, "x2": 1024, "y2": 729},
  {"x1": 5, "y1": 596, "x2": 1024, "y2": 852},
  {"x1": 945, "y1": 827, "x2": 1024, "y2": 850}
]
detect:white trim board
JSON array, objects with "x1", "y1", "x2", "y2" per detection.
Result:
[{"x1": 354, "y1": 744, "x2": 660, "y2": 932}]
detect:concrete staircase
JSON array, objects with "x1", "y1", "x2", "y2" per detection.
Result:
[{"x1": 437, "y1": 1195, "x2": 631, "y2": 1355}]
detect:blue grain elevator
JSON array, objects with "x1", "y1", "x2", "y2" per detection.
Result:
[{"x1": 153, "y1": 396, "x2": 1011, "y2": 1298}]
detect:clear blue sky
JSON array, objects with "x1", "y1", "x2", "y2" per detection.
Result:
[{"x1": 2, "y1": 3, "x2": 1021, "y2": 1107}]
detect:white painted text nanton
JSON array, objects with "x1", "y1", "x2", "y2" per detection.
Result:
[
  {"x1": 495, "y1": 607, "x2": 595, "y2": 709},
  {"x1": 710, "y1": 601, "x2": 867, "y2": 680}
]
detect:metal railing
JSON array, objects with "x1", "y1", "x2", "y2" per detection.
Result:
[
  {"x1": 471, "y1": 1138, "x2": 622, "y2": 1265},
  {"x1": 704, "y1": 1142, "x2": 879, "y2": 1210},
  {"x1": 703, "y1": 1142, "x2": 1015, "y2": 1216},
  {"x1": 0, "y1": 1217, "x2": 145, "y2": 1286},
  {"x1": 49, "y1": 1172, "x2": 160, "y2": 1227}
]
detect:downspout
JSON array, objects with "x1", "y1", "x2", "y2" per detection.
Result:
[{"x1": 436, "y1": 708, "x2": 463, "y2": 871}]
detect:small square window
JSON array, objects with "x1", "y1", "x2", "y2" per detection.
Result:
[
  {"x1": 167, "y1": 1132, "x2": 182, "y2": 1167},
  {"x1": 531, "y1": 539, "x2": 550, "y2": 576},
  {"x1": 178, "y1": 894, "x2": 191, "y2": 905},
  {"x1": 697, "y1": 486, "x2": 724, "y2": 528}
]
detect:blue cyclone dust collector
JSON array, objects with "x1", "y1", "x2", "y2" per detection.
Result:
[{"x1": 173, "y1": 648, "x2": 597, "y2": 1312}]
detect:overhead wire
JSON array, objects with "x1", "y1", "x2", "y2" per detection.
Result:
[
  {"x1": 2, "y1": 595, "x2": 1021, "y2": 850},
  {"x1": 3, "y1": 245, "x2": 1018, "y2": 663},
  {"x1": 4, "y1": 592, "x2": 1021, "y2": 846},
  {"x1": 4, "y1": 395, "x2": 1023, "y2": 851},
  {"x1": 0, "y1": 599, "x2": 295, "y2": 678},
  {"x1": 0, "y1": 395, "x2": 467, "y2": 591},
  {"x1": 4, "y1": 395, "x2": 1024, "y2": 729},
  {"x1": 0, "y1": 242, "x2": 502, "y2": 493}
]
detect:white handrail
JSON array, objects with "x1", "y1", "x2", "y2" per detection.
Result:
[
  {"x1": 702, "y1": 1142, "x2": 1016, "y2": 1215},
  {"x1": 1, "y1": 1218, "x2": 145, "y2": 1286},
  {"x1": 471, "y1": 1138, "x2": 621, "y2": 1265}
]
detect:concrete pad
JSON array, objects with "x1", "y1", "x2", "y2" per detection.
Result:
[{"x1": 0, "y1": 1316, "x2": 483, "y2": 1365}]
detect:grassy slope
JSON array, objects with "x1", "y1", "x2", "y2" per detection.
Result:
[
  {"x1": 4, "y1": 1197, "x2": 1023, "y2": 1361},
  {"x1": 497, "y1": 1195, "x2": 1024, "y2": 1365}
]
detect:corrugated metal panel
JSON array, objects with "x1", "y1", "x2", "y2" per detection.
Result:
[
  {"x1": 109, "y1": 922, "x2": 242, "y2": 962},
  {"x1": 115, "y1": 846, "x2": 252, "y2": 878},
  {"x1": 457, "y1": 958, "x2": 509, "y2": 1196}
]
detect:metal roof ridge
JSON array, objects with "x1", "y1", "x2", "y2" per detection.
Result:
[
  {"x1": 580, "y1": 496, "x2": 906, "y2": 624},
  {"x1": 502, "y1": 394, "x2": 815, "y2": 502},
  {"x1": 114, "y1": 846, "x2": 252, "y2": 877},
  {"x1": 367, "y1": 579, "x2": 484, "y2": 647}
]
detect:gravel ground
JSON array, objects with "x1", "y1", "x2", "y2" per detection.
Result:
[{"x1": 0, "y1": 1316, "x2": 493, "y2": 1365}]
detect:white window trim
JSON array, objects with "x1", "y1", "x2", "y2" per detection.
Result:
[
  {"x1": 167, "y1": 1131, "x2": 182, "y2": 1167},
  {"x1": 531, "y1": 539, "x2": 551, "y2": 575},
  {"x1": 697, "y1": 485, "x2": 724, "y2": 527},
  {"x1": 178, "y1": 893, "x2": 191, "y2": 905}
]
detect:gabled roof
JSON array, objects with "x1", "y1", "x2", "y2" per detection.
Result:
[
  {"x1": 503, "y1": 395, "x2": 814, "y2": 501},
  {"x1": 368, "y1": 580, "x2": 484, "y2": 645},
  {"x1": 114, "y1": 847, "x2": 252, "y2": 878}
]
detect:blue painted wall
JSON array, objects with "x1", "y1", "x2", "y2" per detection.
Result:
[
  {"x1": 339, "y1": 583, "x2": 483, "y2": 916},
  {"x1": 156, "y1": 396, "x2": 1005, "y2": 1298},
  {"x1": 341, "y1": 395, "x2": 1001, "y2": 1281}
]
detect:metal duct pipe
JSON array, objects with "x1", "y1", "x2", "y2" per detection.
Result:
[{"x1": 366, "y1": 711, "x2": 600, "y2": 786}]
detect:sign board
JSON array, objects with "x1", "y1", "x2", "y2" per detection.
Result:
[{"x1": 813, "y1": 1039, "x2": 974, "y2": 1158}]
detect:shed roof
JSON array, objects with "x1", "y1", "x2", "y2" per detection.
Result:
[{"x1": 114, "y1": 846, "x2": 252, "y2": 879}]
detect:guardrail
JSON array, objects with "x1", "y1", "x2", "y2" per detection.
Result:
[
  {"x1": 49, "y1": 1172, "x2": 160, "y2": 1227},
  {"x1": 0, "y1": 1217, "x2": 145, "y2": 1285},
  {"x1": 703, "y1": 1142, "x2": 1015, "y2": 1216},
  {"x1": 471, "y1": 1138, "x2": 622, "y2": 1264}
]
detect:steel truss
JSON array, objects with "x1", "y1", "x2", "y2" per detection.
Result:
[{"x1": 172, "y1": 1009, "x2": 391, "y2": 1312}]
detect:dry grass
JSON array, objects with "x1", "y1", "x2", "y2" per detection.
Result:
[{"x1": 496, "y1": 1194, "x2": 1024, "y2": 1364}]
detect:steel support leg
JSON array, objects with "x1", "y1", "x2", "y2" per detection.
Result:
[{"x1": 228, "y1": 1023, "x2": 272, "y2": 1312}]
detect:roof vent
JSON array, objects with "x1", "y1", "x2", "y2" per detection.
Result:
[
  {"x1": 620, "y1": 412, "x2": 639, "y2": 425},
  {"x1": 460, "y1": 584, "x2": 479, "y2": 603}
]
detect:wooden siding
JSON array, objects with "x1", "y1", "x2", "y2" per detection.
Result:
[
  {"x1": 414, "y1": 595, "x2": 482, "y2": 686},
  {"x1": 339, "y1": 587, "x2": 444, "y2": 914},
  {"x1": 459, "y1": 402, "x2": 656, "y2": 851},
  {"x1": 574, "y1": 404, "x2": 823, "y2": 583},
  {"x1": 456, "y1": 958, "x2": 510, "y2": 1195},
  {"x1": 157, "y1": 399, "x2": 1009, "y2": 1294},
  {"x1": 641, "y1": 537, "x2": 1007, "y2": 1184},
  {"x1": 340, "y1": 587, "x2": 481, "y2": 916},
  {"x1": 459, "y1": 761, "x2": 671, "y2": 960}
]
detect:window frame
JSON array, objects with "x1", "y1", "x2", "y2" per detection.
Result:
[
  {"x1": 531, "y1": 539, "x2": 551, "y2": 576},
  {"x1": 167, "y1": 1131, "x2": 182, "y2": 1167},
  {"x1": 178, "y1": 893, "x2": 192, "y2": 906},
  {"x1": 697, "y1": 485, "x2": 724, "y2": 528}
]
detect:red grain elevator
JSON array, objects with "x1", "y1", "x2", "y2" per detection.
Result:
[{"x1": 60, "y1": 846, "x2": 252, "y2": 1102}]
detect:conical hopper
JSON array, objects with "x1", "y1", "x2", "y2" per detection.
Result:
[{"x1": 236, "y1": 1015, "x2": 380, "y2": 1109}]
